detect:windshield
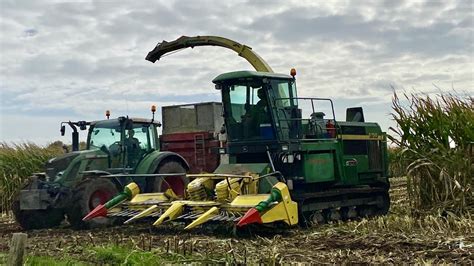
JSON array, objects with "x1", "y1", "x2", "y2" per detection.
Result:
[
  {"x1": 270, "y1": 79, "x2": 297, "y2": 107},
  {"x1": 88, "y1": 120, "x2": 122, "y2": 149}
]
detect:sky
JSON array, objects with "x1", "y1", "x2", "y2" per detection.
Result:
[{"x1": 0, "y1": 0, "x2": 473, "y2": 145}]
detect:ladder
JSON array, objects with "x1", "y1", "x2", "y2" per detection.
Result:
[{"x1": 194, "y1": 134, "x2": 206, "y2": 169}]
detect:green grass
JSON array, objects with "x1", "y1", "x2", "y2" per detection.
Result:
[
  {"x1": 89, "y1": 244, "x2": 226, "y2": 265},
  {"x1": 0, "y1": 253, "x2": 7, "y2": 265},
  {"x1": 25, "y1": 256, "x2": 87, "y2": 266},
  {"x1": 1, "y1": 252, "x2": 86, "y2": 266},
  {"x1": 4, "y1": 246, "x2": 217, "y2": 265},
  {"x1": 91, "y1": 245, "x2": 155, "y2": 265}
]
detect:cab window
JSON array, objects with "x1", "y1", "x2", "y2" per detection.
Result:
[
  {"x1": 223, "y1": 82, "x2": 271, "y2": 140},
  {"x1": 88, "y1": 121, "x2": 121, "y2": 149}
]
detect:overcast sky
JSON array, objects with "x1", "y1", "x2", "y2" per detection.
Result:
[{"x1": 1, "y1": 0, "x2": 472, "y2": 145}]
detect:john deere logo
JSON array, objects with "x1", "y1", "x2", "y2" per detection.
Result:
[{"x1": 345, "y1": 159, "x2": 358, "y2": 166}]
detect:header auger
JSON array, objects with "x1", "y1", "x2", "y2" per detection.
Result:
[{"x1": 84, "y1": 35, "x2": 391, "y2": 232}]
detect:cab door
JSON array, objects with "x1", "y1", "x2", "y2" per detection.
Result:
[{"x1": 125, "y1": 123, "x2": 157, "y2": 169}]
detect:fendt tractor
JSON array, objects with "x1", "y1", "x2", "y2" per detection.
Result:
[
  {"x1": 83, "y1": 36, "x2": 391, "y2": 231},
  {"x1": 13, "y1": 108, "x2": 190, "y2": 229}
]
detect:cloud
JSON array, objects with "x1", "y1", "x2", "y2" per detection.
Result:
[{"x1": 0, "y1": 0, "x2": 472, "y2": 144}]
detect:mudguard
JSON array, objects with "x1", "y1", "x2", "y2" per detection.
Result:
[{"x1": 135, "y1": 151, "x2": 189, "y2": 174}]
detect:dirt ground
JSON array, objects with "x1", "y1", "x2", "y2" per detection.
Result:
[{"x1": 1, "y1": 178, "x2": 473, "y2": 264}]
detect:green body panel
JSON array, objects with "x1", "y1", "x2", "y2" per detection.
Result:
[
  {"x1": 299, "y1": 141, "x2": 345, "y2": 184},
  {"x1": 353, "y1": 155, "x2": 369, "y2": 178},
  {"x1": 214, "y1": 163, "x2": 271, "y2": 175},
  {"x1": 299, "y1": 141, "x2": 338, "y2": 151},
  {"x1": 342, "y1": 157, "x2": 358, "y2": 185},
  {"x1": 303, "y1": 153, "x2": 335, "y2": 182},
  {"x1": 134, "y1": 150, "x2": 162, "y2": 174},
  {"x1": 55, "y1": 150, "x2": 107, "y2": 187}
]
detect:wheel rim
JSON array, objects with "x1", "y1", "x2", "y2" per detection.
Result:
[
  {"x1": 89, "y1": 189, "x2": 113, "y2": 210},
  {"x1": 160, "y1": 176, "x2": 185, "y2": 197}
]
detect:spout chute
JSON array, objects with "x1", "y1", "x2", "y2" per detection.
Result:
[{"x1": 146, "y1": 35, "x2": 274, "y2": 73}]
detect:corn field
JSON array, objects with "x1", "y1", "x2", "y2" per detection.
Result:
[
  {"x1": 388, "y1": 146, "x2": 407, "y2": 177},
  {"x1": 0, "y1": 142, "x2": 63, "y2": 213},
  {"x1": 389, "y1": 92, "x2": 473, "y2": 216}
]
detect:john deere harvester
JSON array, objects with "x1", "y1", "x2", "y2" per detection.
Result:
[
  {"x1": 13, "y1": 110, "x2": 189, "y2": 229},
  {"x1": 84, "y1": 36, "x2": 390, "y2": 229}
]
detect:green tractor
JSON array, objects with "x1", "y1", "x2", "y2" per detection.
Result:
[{"x1": 13, "y1": 112, "x2": 189, "y2": 229}]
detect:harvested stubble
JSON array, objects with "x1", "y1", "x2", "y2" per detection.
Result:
[
  {"x1": 0, "y1": 142, "x2": 63, "y2": 213},
  {"x1": 389, "y1": 92, "x2": 473, "y2": 215},
  {"x1": 0, "y1": 177, "x2": 472, "y2": 264}
]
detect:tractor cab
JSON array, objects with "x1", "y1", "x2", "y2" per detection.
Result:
[{"x1": 87, "y1": 117, "x2": 161, "y2": 171}]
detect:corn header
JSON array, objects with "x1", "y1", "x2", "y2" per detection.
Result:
[{"x1": 84, "y1": 164, "x2": 298, "y2": 229}]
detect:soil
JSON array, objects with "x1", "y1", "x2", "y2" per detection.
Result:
[{"x1": 1, "y1": 178, "x2": 472, "y2": 264}]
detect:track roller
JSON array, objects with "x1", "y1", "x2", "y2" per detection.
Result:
[
  {"x1": 327, "y1": 208, "x2": 341, "y2": 221},
  {"x1": 341, "y1": 207, "x2": 358, "y2": 220}
]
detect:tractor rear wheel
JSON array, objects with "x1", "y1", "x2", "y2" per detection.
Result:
[
  {"x1": 67, "y1": 178, "x2": 119, "y2": 229},
  {"x1": 12, "y1": 200, "x2": 64, "y2": 230},
  {"x1": 149, "y1": 161, "x2": 188, "y2": 197}
]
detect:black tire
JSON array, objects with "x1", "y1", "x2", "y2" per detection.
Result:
[
  {"x1": 148, "y1": 161, "x2": 188, "y2": 197},
  {"x1": 67, "y1": 178, "x2": 119, "y2": 229},
  {"x1": 12, "y1": 199, "x2": 64, "y2": 230},
  {"x1": 374, "y1": 191, "x2": 390, "y2": 216}
]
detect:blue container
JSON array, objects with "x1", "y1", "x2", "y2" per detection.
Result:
[{"x1": 259, "y1": 124, "x2": 275, "y2": 139}]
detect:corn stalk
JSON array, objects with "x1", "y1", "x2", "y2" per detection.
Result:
[
  {"x1": 0, "y1": 142, "x2": 63, "y2": 213},
  {"x1": 388, "y1": 92, "x2": 473, "y2": 215}
]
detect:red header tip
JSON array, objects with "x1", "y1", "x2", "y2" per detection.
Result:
[
  {"x1": 82, "y1": 204, "x2": 107, "y2": 221},
  {"x1": 237, "y1": 208, "x2": 262, "y2": 227}
]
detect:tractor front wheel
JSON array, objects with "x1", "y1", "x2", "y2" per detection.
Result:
[
  {"x1": 149, "y1": 161, "x2": 188, "y2": 197},
  {"x1": 12, "y1": 200, "x2": 64, "y2": 230},
  {"x1": 67, "y1": 178, "x2": 119, "y2": 229}
]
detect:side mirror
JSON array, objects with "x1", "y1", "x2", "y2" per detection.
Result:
[
  {"x1": 60, "y1": 125, "x2": 66, "y2": 136},
  {"x1": 78, "y1": 121, "x2": 87, "y2": 130}
]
